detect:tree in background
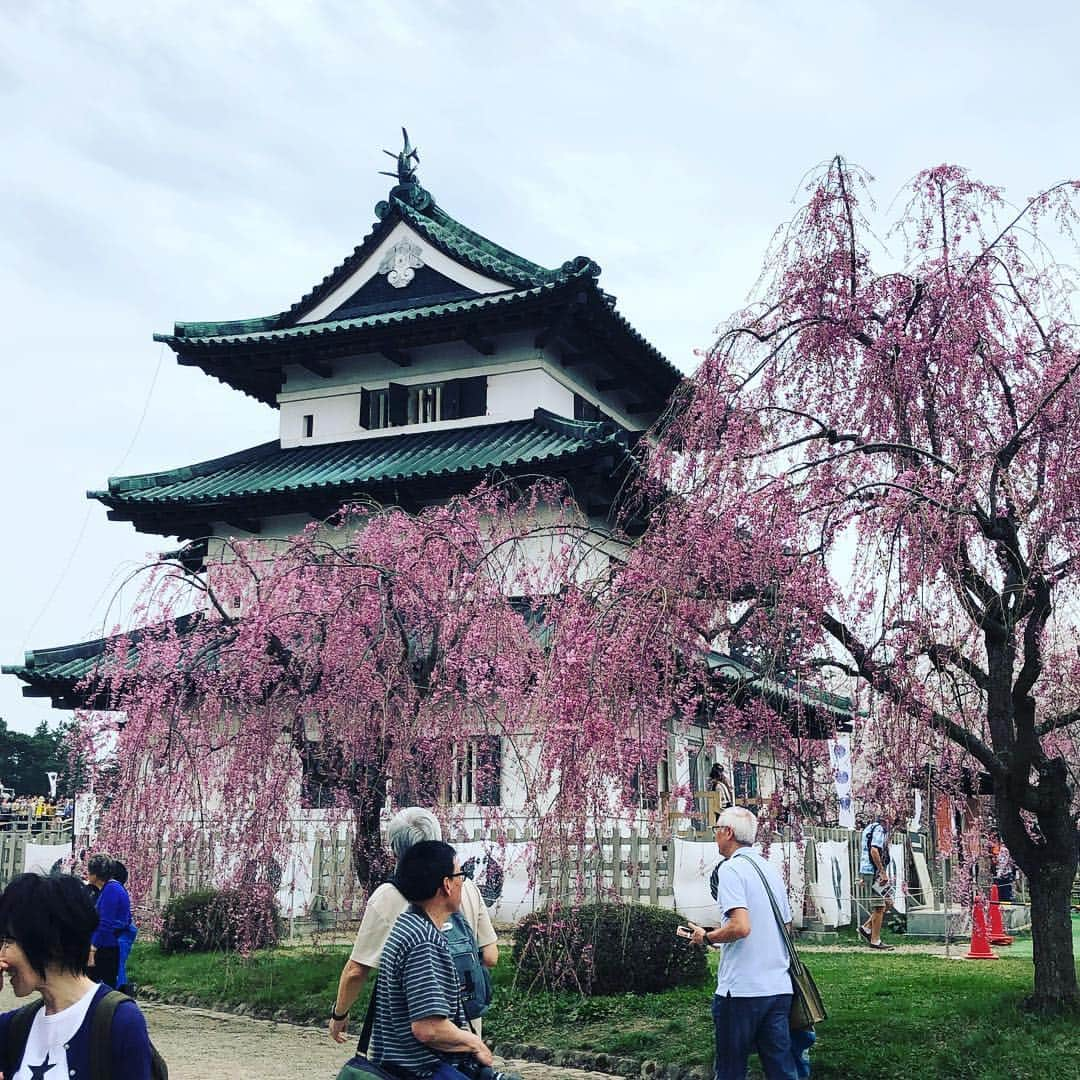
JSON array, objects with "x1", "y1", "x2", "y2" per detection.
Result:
[
  {"x1": 628, "y1": 159, "x2": 1080, "y2": 1011},
  {"x1": 0, "y1": 718, "x2": 68, "y2": 796}
]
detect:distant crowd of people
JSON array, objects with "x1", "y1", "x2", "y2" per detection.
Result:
[{"x1": 0, "y1": 795, "x2": 74, "y2": 829}]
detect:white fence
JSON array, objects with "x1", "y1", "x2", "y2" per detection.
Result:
[{"x1": 114, "y1": 819, "x2": 942, "y2": 932}]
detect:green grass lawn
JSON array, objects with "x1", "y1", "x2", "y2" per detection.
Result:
[{"x1": 128, "y1": 920, "x2": 1080, "y2": 1080}]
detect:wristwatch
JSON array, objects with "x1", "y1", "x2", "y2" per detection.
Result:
[{"x1": 331, "y1": 1007, "x2": 349, "y2": 1021}]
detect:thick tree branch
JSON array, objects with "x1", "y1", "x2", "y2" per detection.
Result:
[
  {"x1": 926, "y1": 643, "x2": 989, "y2": 690},
  {"x1": 820, "y1": 611, "x2": 1001, "y2": 778},
  {"x1": 1036, "y1": 709, "x2": 1080, "y2": 738}
]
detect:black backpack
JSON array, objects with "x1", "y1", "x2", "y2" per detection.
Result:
[{"x1": 6, "y1": 991, "x2": 168, "y2": 1079}]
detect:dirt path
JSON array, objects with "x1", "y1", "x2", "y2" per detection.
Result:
[
  {"x1": 0, "y1": 986, "x2": 615, "y2": 1080},
  {"x1": 143, "y1": 1001, "x2": 350, "y2": 1079}
]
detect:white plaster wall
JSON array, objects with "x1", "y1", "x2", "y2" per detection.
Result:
[
  {"x1": 482, "y1": 504, "x2": 617, "y2": 592},
  {"x1": 282, "y1": 334, "x2": 535, "y2": 394},
  {"x1": 281, "y1": 365, "x2": 581, "y2": 448},
  {"x1": 487, "y1": 369, "x2": 573, "y2": 418},
  {"x1": 278, "y1": 331, "x2": 647, "y2": 447},
  {"x1": 203, "y1": 505, "x2": 618, "y2": 615},
  {"x1": 281, "y1": 392, "x2": 365, "y2": 445}
]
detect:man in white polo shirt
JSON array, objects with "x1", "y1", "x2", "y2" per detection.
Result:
[
  {"x1": 329, "y1": 807, "x2": 498, "y2": 1045},
  {"x1": 688, "y1": 806, "x2": 795, "y2": 1080}
]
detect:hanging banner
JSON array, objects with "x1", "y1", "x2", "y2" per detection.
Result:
[
  {"x1": 46, "y1": 772, "x2": 59, "y2": 799},
  {"x1": 908, "y1": 830, "x2": 935, "y2": 910},
  {"x1": 828, "y1": 735, "x2": 855, "y2": 829},
  {"x1": 24, "y1": 842, "x2": 70, "y2": 876},
  {"x1": 888, "y1": 841, "x2": 906, "y2": 914},
  {"x1": 672, "y1": 837, "x2": 724, "y2": 925},
  {"x1": 275, "y1": 838, "x2": 316, "y2": 917},
  {"x1": 762, "y1": 841, "x2": 807, "y2": 929},
  {"x1": 934, "y1": 795, "x2": 954, "y2": 857},
  {"x1": 73, "y1": 793, "x2": 98, "y2": 842},
  {"x1": 672, "y1": 838, "x2": 806, "y2": 928},
  {"x1": 961, "y1": 798, "x2": 981, "y2": 862},
  {"x1": 907, "y1": 790, "x2": 923, "y2": 832},
  {"x1": 453, "y1": 839, "x2": 539, "y2": 924},
  {"x1": 809, "y1": 839, "x2": 852, "y2": 926}
]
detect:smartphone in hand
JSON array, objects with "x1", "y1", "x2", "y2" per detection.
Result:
[{"x1": 676, "y1": 925, "x2": 694, "y2": 939}]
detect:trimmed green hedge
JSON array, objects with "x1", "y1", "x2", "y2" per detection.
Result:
[
  {"x1": 159, "y1": 888, "x2": 281, "y2": 954},
  {"x1": 512, "y1": 902, "x2": 707, "y2": 995}
]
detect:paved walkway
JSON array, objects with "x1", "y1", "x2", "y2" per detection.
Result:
[{"x1": 0, "y1": 985, "x2": 615, "y2": 1080}]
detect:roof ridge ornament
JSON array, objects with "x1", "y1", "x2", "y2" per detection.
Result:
[
  {"x1": 379, "y1": 126, "x2": 419, "y2": 185},
  {"x1": 376, "y1": 127, "x2": 432, "y2": 217}
]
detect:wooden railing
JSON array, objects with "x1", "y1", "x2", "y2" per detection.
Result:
[{"x1": 64, "y1": 815, "x2": 1015, "y2": 927}]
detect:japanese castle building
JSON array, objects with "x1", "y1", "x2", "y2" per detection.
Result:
[{"x1": 4, "y1": 135, "x2": 849, "y2": 810}]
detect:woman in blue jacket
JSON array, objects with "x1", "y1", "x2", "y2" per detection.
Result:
[
  {"x1": 0, "y1": 872, "x2": 152, "y2": 1078},
  {"x1": 107, "y1": 860, "x2": 138, "y2": 994},
  {"x1": 87, "y1": 853, "x2": 131, "y2": 989}
]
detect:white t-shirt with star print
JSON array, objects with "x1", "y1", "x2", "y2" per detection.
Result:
[{"x1": 15, "y1": 982, "x2": 98, "y2": 1080}]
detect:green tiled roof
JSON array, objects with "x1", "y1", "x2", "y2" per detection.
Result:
[
  {"x1": 1, "y1": 613, "x2": 203, "y2": 707},
  {"x1": 164, "y1": 191, "x2": 600, "y2": 343},
  {"x1": 90, "y1": 410, "x2": 630, "y2": 516},
  {"x1": 153, "y1": 180, "x2": 681, "y2": 409},
  {"x1": 160, "y1": 285, "x2": 560, "y2": 348},
  {"x1": 3, "y1": 621, "x2": 853, "y2": 731},
  {"x1": 384, "y1": 199, "x2": 595, "y2": 292},
  {"x1": 705, "y1": 651, "x2": 854, "y2": 733}
]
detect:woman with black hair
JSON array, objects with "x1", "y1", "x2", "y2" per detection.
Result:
[
  {"x1": 86, "y1": 854, "x2": 131, "y2": 990},
  {"x1": 106, "y1": 860, "x2": 138, "y2": 995},
  {"x1": 0, "y1": 872, "x2": 152, "y2": 1078}
]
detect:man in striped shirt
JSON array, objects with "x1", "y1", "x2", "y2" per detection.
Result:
[{"x1": 371, "y1": 840, "x2": 493, "y2": 1080}]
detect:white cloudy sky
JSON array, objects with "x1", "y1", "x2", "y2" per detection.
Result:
[{"x1": 1, "y1": 0, "x2": 1077, "y2": 733}]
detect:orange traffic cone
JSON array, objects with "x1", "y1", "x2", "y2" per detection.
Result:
[
  {"x1": 988, "y1": 884, "x2": 1014, "y2": 945},
  {"x1": 965, "y1": 898, "x2": 999, "y2": 959}
]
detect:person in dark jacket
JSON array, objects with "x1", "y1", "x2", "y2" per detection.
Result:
[
  {"x1": 86, "y1": 853, "x2": 132, "y2": 989},
  {"x1": 0, "y1": 872, "x2": 152, "y2": 1078}
]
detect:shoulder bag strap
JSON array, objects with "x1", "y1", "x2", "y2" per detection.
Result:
[
  {"x1": 732, "y1": 851, "x2": 806, "y2": 976},
  {"x1": 5, "y1": 999, "x2": 44, "y2": 1073},
  {"x1": 90, "y1": 990, "x2": 129, "y2": 1080},
  {"x1": 357, "y1": 973, "x2": 378, "y2": 1055}
]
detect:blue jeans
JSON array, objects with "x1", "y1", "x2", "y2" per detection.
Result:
[
  {"x1": 712, "y1": 992, "x2": 796, "y2": 1080},
  {"x1": 430, "y1": 1064, "x2": 475, "y2": 1080}
]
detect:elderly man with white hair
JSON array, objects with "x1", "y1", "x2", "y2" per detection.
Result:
[
  {"x1": 686, "y1": 806, "x2": 796, "y2": 1080},
  {"x1": 329, "y1": 807, "x2": 498, "y2": 1045}
]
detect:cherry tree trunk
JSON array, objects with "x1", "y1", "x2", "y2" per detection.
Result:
[
  {"x1": 350, "y1": 785, "x2": 389, "y2": 892},
  {"x1": 1001, "y1": 771, "x2": 1079, "y2": 1013},
  {"x1": 1024, "y1": 851, "x2": 1078, "y2": 1012}
]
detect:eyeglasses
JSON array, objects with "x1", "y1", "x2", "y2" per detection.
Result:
[{"x1": 446, "y1": 871, "x2": 468, "y2": 880}]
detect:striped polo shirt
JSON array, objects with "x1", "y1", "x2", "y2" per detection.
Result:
[{"x1": 371, "y1": 905, "x2": 465, "y2": 1077}]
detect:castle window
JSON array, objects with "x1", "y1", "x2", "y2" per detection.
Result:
[
  {"x1": 302, "y1": 414, "x2": 314, "y2": 438},
  {"x1": 409, "y1": 383, "x2": 442, "y2": 425},
  {"x1": 361, "y1": 389, "x2": 390, "y2": 430},
  {"x1": 361, "y1": 377, "x2": 488, "y2": 430},
  {"x1": 444, "y1": 736, "x2": 501, "y2": 806},
  {"x1": 628, "y1": 755, "x2": 668, "y2": 811}
]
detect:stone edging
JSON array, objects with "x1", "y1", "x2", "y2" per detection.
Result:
[
  {"x1": 493, "y1": 1043, "x2": 709, "y2": 1080},
  {"x1": 136, "y1": 988, "x2": 324, "y2": 1027}
]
